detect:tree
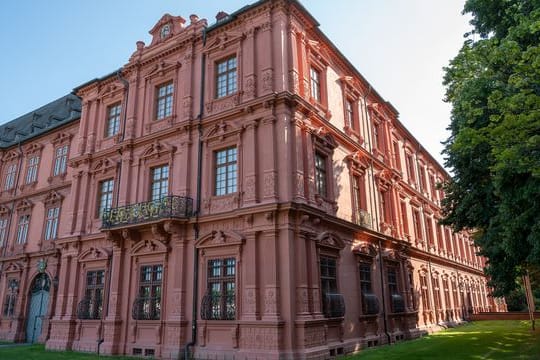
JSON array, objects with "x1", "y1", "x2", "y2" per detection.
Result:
[{"x1": 441, "y1": 0, "x2": 540, "y2": 297}]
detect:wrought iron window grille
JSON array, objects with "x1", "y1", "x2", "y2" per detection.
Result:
[
  {"x1": 322, "y1": 293, "x2": 346, "y2": 318},
  {"x1": 132, "y1": 296, "x2": 161, "y2": 320}
]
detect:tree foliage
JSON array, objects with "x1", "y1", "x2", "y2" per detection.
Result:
[{"x1": 442, "y1": 0, "x2": 540, "y2": 296}]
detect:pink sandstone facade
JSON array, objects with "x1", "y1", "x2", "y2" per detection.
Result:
[{"x1": 0, "y1": 1, "x2": 505, "y2": 359}]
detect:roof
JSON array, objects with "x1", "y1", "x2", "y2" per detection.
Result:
[{"x1": 0, "y1": 93, "x2": 81, "y2": 149}]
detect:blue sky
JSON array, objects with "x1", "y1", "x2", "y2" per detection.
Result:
[{"x1": 0, "y1": 0, "x2": 470, "y2": 166}]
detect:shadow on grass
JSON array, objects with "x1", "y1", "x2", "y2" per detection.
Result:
[{"x1": 345, "y1": 320, "x2": 540, "y2": 360}]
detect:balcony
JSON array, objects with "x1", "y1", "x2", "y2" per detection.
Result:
[{"x1": 101, "y1": 195, "x2": 193, "y2": 229}]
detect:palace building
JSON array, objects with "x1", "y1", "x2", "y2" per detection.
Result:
[{"x1": 0, "y1": 1, "x2": 504, "y2": 358}]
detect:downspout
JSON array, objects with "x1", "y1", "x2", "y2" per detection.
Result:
[
  {"x1": 377, "y1": 239, "x2": 391, "y2": 344},
  {"x1": 97, "y1": 69, "x2": 129, "y2": 355},
  {"x1": 361, "y1": 88, "x2": 390, "y2": 343},
  {"x1": 184, "y1": 26, "x2": 207, "y2": 360}
]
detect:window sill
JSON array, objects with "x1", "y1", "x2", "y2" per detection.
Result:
[
  {"x1": 19, "y1": 181, "x2": 37, "y2": 192},
  {"x1": 48, "y1": 173, "x2": 67, "y2": 184},
  {"x1": 203, "y1": 193, "x2": 241, "y2": 214},
  {"x1": 205, "y1": 93, "x2": 241, "y2": 115}
]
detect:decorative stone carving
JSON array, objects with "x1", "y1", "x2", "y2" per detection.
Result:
[
  {"x1": 239, "y1": 327, "x2": 281, "y2": 350},
  {"x1": 244, "y1": 74, "x2": 256, "y2": 98},
  {"x1": 244, "y1": 175, "x2": 256, "y2": 201},
  {"x1": 304, "y1": 326, "x2": 326, "y2": 347},
  {"x1": 264, "y1": 287, "x2": 278, "y2": 315},
  {"x1": 262, "y1": 69, "x2": 273, "y2": 93},
  {"x1": 263, "y1": 172, "x2": 276, "y2": 198}
]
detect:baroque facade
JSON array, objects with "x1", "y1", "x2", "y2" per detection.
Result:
[{"x1": 0, "y1": 1, "x2": 505, "y2": 359}]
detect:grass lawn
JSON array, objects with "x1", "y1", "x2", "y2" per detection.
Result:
[
  {"x1": 345, "y1": 320, "x2": 540, "y2": 360},
  {"x1": 0, "y1": 345, "x2": 136, "y2": 360}
]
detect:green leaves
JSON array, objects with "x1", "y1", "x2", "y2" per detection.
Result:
[{"x1": 442, "y1": 0, "x2": 540, "y2": 296}]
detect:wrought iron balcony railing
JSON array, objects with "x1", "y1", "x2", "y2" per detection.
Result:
[
  {"x1": 322, "y1": 293, "x2": 346, "y2": 318},
  {"x1": 101, "y1": 195, "x2": 193, "y2": 229},
  {"x1": 77, "y1": 297, "x2": 103, "y2": 320}
]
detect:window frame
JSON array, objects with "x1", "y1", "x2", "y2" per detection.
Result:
[
  {"x1": 215, "y1": 56, "x2": 238, "y2": 99},
  {"x1": 25, "y1": 156, "x2": 40, "y2": 184},
  {"x1": 16, "y1": 214, "x2": 30, "y2": 244},
  {"x1": 133, "y1": 264, "x2": 163, "y2": 321},
  {"x1": 150, "y1": 164, "x2": 170, "y2": 201},
  {"x1": 78, "y1": 269, "x2": 106, "y2": 320},
  {"x1": 202, "y1": 257, "x2": 237, "y2": 320},
  {"x1": 53, "y1": 144, "x2": 69, "y2": 176},
  {"x1": 44, "y1": 206, "x2": 60, "y2": 241},
  {"x1": 0, "y1": 217, "x2": 8, "y2": 247},
  {"x1": 4, "y1": 163, "x2": 17, "y2": 190},
  {"x1": 214, "y1": 147, "x2": 238, "y2": 196},
  {"x1": 97, "y1": 178, "x2": 115, "y2": 219},
  {"x1": 155, "y1": 82, "x2": 174, "y2": 121},
  {"x1": 105, "y1": 102, "x2": 122, "y2": 138},
  {"x1": 314, "y1": 151, "x2": 328, "y2": 198}
]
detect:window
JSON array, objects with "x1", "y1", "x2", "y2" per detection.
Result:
[
  {"x1": 400, "y1": 201, "x2": 409, "y2": 235},
  {"x1": 133, "y1": 265, "x2": 163, "y2": 320},
  {"x1": 425, "y1": 217, "x2": 434, "y2": 246},
  {"x1": 44, "y1": 207, "x2": 60, "y2": 240},
  {"x1": 412, "y1": 209, "x2": 422, "y2": 241},
  {"x1": 315, "y1": 152, "x2": 327, "y2": 197},
  {"x1": 432, "y1": 276, "x2": 442, "y2": 310},
  {"x1": 352, "y1": 175, "x2": 369, "y2": 226},
  {"x1": 150, "y1": 165, "x2": 169, "y2": 201},
  {"x1": 320, "y1": 256, "x2": 345, "y2": 317},
  {"x1": 393, "y1": 142, "x2": 401, "y2": 170},
  {"x1": 320, "y1": 256, "x2": 337, "y2": 294},
  {"x1": 310, "y1": 67, "x2": 321, "y2": 102},
  {"x1": 388, "y1": 266, "x2": 405, "y2": 313},
  {"x1": 214, "y1": 147, "x2": 237, "y2": 196},
  {"x1": 16, "y1": 214, "x2": 30, "y2": 244},
  {"x1": 106, "y1": 103, "x2": 122, "y2": 137},
  {"x1": 216, "y1": 56, "x2": 237, "y2": 98},
  {"x1": 420, "y1": 274, "x2": 431, "y2": 310},
  {"x1": 419, "y1": 165, "x2": 427, "y2": 192},
  {"x1": 155, "y1": 82, "x2": 174, "y2": 120},
  {"x1": 25, "y1": 156, "x2": 39, "y2": 184},
  {"x1": 359, "y1": 262, "x2": 379, "y2": 315},
  {"x1": 202, "y1": 258, "x2": 236, "y2": 320},
  {"x1": 405, "y1": 153, "x2": 415, "y2": 183},
  {"x1": 78, "y1": 270, "x2": 105, "y2": 320},
  {"x1": 429, "y1": 174, "x2": 437, "y2": 199},
  {"x1": 53, "y1": 145, "x2": 69, "y2": 176},
  {"x1": 4, "y1": 163, "x2": 17, "y2": 190},
  {"x1": 0, "y1": 218, "x2": 7, "y2": 247},
  {"x1": 443, "y1": 277, "x2": 451, "y2": 311},
  {"x1": 2, "y1": 279, "x2": 18, "y2": 317},
  {"x1": 345, "y1": 99, "x2": 359, "y2": 131},
  {"x1": 97, "y1": 179, "x2": 114, "y2": 217},
  {"x1": 373, "y1": 123, "x2": 380, "y2": 150}
]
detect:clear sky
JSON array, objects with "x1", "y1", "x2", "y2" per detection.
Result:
[{"x1": 0, "y1": 0, "x2": 471, "y2": 167}]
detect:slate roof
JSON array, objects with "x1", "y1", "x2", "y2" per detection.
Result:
[{"x1": 0, "y1": 94, "x2": 81, "y2": 149}]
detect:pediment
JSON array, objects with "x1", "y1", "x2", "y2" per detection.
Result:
[
  {"x1": 148, "y1": 14, "x2": 186, "y2": 46},
  {"x1": 205, "y1": 30, "x2": 245, "y2": 53},
  {"x1": 90, "y1": 157, "x2": 118, "y2": 175},
  {"x1": 43, "y1": 190, "x2": 64, "y2": 206},
  {"x1": 0, "y1": 205, "x2": 10, "y2": 217},
  {"x1": 196, "y1": 230, "x2": 245, "y2": 249},
  {"x1": 312, "y1": 129, "x2": 337, "y2": 150},
  {"x1": 202, "y1": 120, "x2": 241, "y2": 143},
  {"x1": 23, "y1": 143, "x2": 43, "y2": 155},
  {"x1": 4, "y1": 262, "x2": 23, "y2": 273},
  {"x1": 15, "y1": 199, "x2": 33, "y2": 212},
  {"x1": 78, "y1": 246, "x2": 111, "y2": 262},
  {"x1": 2, "y1": 150, "x2": 20, "y2": 162},
  {"x1": 131, "y1": 239, "x2": 168, "y2": 255},
  {"x1": 346, "y1": 150, "x2": 370, "y2": 171},
  {"x1": 51, "y1": 131, "x2": 72, "y2": 145},
  {"x1": 140, "y1": 140, "x2": 177, "y2": 161},
  {"x1": 316, "y1": 231, "x2": 345, "y2": 250},
  {"x1": 143, "y1": 59, "x2": 182, "y2": 79},
  {"x1": 353, "y1": 242, "x2": 377, "y2": 257},
  {"x1": 97, "y1": 81, "x2": 125, "y2": 100}
]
